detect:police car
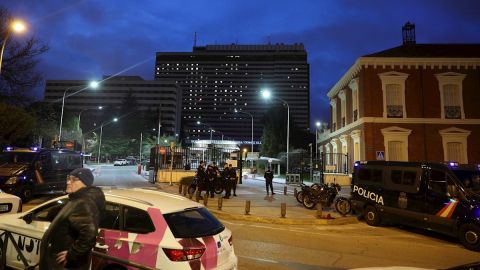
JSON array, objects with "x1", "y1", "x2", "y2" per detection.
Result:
[
  {"x1": 0, "y1": 190, "x2": 21, "y2": 214},
  {"x1": 0, "y1": 188, "x2": 238, "y2": 270},
  {"x1": 351, "y1": 161, "x2": 480, "y2": 251}
]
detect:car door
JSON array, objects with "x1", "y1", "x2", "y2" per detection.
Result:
[
  {"x1": 3, "y1": 198, "x2": 68, "y2": 269},
  {"x1": 424, "y1": 168, "x2": 458, "y2": 235}
]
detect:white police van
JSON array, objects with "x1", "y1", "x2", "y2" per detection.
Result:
[{"x1": 351, "y1": 161, "x2": 480, "y2": 251}]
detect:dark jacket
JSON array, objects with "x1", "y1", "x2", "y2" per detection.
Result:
[
  {"x1": 264, "y1": 170, "x2": 274, "y2": 181},
  {"x1": 40, "y1": 186, "x2": 105, "y2": 270}
]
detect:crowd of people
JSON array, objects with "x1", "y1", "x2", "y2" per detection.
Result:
[{"x1": 194, "y1": 160, "x2": 238, "y2": 199}]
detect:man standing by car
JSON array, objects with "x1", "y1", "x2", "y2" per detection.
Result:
[
  {"x1": 40, "y1": 168, "x2": 105, "y2": 270},
  {"x1": 229, "y1": 164, "x2": 238, "y2": 196}
]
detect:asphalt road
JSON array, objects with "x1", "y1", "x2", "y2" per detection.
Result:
[{"x1": 22, "y1": 165, "x2": 480, "y2": 269}]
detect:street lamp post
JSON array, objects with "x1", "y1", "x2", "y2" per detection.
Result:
[
  {"x1": 315, "y1": 121, "x2": 321, "y2": 160},
  {"x1": 0, "y1": 19, "x2": 26, "y2": 74},
  {"x1": 261, "y1": 89, "x2": 290, "y2": 174},
  {"x1": 197, "y1": 121, "x2": 213, "y2": 142},
  {"x1": 234, "y1": 109, "x2": 254, "y2": 153},
  {"x1": 97, "y1": 117, "x2": 118, "y2": 164},
  {"x1": 58, "y1": 81, "x2": 99, "y2": 141}
]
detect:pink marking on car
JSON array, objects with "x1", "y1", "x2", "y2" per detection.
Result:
[
  {"x1": 102, "y1": 230, "x2": 130, "y2": 258},
  {"x1": 201, "y1": 236, "x2": 218, "y2": 270},
  {"x1": 128, "y1": 207, "x2": 169, "y2": 267}
]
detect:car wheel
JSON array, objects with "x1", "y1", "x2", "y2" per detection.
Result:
[
  {"x1": 459, "y1": 223, "x2": 480, "y2": 251},
  {"x1": 296, "y1": 191, "x2": 304, "y2": 204},
  {"x1": 302, "y1": 195, "x2": 317, "y2": 209},
  {"x1": 364, "y1": 205, "x2": 381, "y2": 226}
]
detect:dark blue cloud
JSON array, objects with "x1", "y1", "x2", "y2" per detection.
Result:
[{"x1": 3, "y1": 0, "x2": 480, "y2": 129}]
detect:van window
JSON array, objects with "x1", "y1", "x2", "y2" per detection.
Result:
[
  {"x1": 429, "y1": 169, "x2": 447, "y2": 194},
  {"x1": 67, "y1": 154, "x2": 82, "y2": 169},
  {"x1": 51, "y1": 152, "x2": 68, "y2": 170},
  {"x1": 386, "y1": 168, "x2": 419, "y2": 193},
  {"x1": 356, "y1": 167, "x2": 383, "y2": 184}
]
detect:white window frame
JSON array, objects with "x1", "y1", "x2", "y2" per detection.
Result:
[
  {"x1": 338, "y1": 90, "x2": 347, "y2": 128},
  {"x1": 381, "y1": 126, "x2": 412, "y2": 161},
  {"x1": 349, "y1": 78, "x2": 359, "y2": 122},
  {"x1": 330, "y1": 99, "x2": 337, "y2": 131},
  {"x1": 350, "y1": 129, "x2": 362, "y2": 162},
  {"x1": 434, "y1": 72, "x2": 466, "y2": 119},
  {"x1": 378, "y1": 71, "x2": 409, "y2": 118},
  {"x1": 439, "y1": 127, "x2": 470, "y2": 164}
]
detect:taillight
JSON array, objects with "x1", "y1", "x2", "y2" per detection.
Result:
[
  {"x1": 228, "y1": 235, "x2": 233, "y2": 246},
  {"x1": 163, "y1": 248, "x2": 205, "y2": 261}
]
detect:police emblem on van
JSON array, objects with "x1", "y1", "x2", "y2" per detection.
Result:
[{"x1": 353, "y1": 185, "x2": 384, "y2": 205}]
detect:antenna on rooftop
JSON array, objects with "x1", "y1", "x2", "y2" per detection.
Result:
[{"x1": 402, "y1": 22, "x2": 416, "y2": 45}]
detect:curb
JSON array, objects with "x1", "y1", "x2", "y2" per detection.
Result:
[{"x1": 208, "y1": 209, "x2": 359, "y2": 225}]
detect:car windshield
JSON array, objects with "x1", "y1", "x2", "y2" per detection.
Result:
[
  {"x1": 0, "y1": 152, "x2": 36, "y2": 165},
  {"x1": 452, "y1": 169, "x2": 480, "y2": 194},
  {"x1": 163, "y1": 207, "x2": 225, "y2": 238}
]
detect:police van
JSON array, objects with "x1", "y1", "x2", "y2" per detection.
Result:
[
  {"x1": 351, "y1": 160, "x2": 480, "y2": 251},
  {"x1": 0, "y1": 147, "x2": 82, "y2": 202}
]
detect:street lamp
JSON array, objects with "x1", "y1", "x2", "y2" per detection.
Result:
[
  {"x1": 315, "y1": 121, "x2": 321, "y2": 160},
  {"x1": 196, "y1": 121, "x2": 213, "y2": 142},
  {"x1": 78, "y1": 106, "x2": 103, "y2": 130},
  {"x1": 97, "y1": 117, "x2": 118, "y2": 164},
  {"x1": 234, "y1": 109, "x2": 254, "y2": 152},
  {"x1": 261, "y1": 89, "x2": 290, "y2": 174},
  {"x1": 59, "y1": 81, "x2": 99, "y2": 141},
  {"x1": 0, "y1": 19, "x2": 26, "y2": 74}
]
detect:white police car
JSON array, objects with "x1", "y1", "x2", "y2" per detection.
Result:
[
  {"x1": 0, "y1": 190, "x2": 21, "y2": 214},
  {"x1": 0, "y1": 188, "x2": 238, "y2": 270}
]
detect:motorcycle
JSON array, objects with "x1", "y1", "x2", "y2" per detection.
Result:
[
  {"x1": 302, "y1": 182, "x2": 341, "y2": 209},
  {"x1": 296, "y1": 183, "x2": 323, "y2": 204},
  {"x1": 334, "y1": 196, "x2": 352, "y2": 216}
]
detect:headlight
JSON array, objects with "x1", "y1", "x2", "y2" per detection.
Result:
[{"x1": 5, "y1": 176, "x2": 18, "y2": 185}]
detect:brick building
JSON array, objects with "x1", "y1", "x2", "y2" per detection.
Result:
[{"x1": 317, "y1": 25, "x2": 480, "y2": 171}]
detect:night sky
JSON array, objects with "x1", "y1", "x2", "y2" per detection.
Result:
[{"x1": 3, "y1": 0, "x2": 480, "y2": 129}]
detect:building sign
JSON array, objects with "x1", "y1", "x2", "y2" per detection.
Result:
[{"x1": 376, "y1": 151, "x2": 385, "y2": 160}]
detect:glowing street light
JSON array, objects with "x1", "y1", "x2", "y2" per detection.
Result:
[
  {"x1": 261, "y1": 89, "x2": 290, "y2": 174},
  {"x1": 59, "y1": 81, "x2": 99, "y2": 141},
  {"x1": 315, "y1": 121, "x2": 321, "y2": 159},
  {"x1": 0, "y1": 19, "x2": 27, "y2": 74},
  {"x1": 97, "y1": 117, "x2": 118, "y2": 163}
]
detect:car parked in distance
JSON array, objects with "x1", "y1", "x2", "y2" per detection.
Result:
[
  {"x1": 0, "y1": 190, "x2": 21, "y2": 214},
  {"x1": 0, "y1": 188, "x2": 238, "y2": 270},
  {"x1": 113, "y1": 159, "x2": 128, "y2": 166}
]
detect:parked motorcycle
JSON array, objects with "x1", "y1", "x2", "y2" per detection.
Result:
[
  {"x1": 296, "y1": 183, "x2": 323, "y2": 204},
  {"x1": 302, "y1": 182, "x2": 341, "y2": 209}
]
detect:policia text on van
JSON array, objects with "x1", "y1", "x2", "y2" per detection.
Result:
[
  {"x1": 0, "y1": 147, "x2": 82, "y2": 202},
  {"x1": 351, "y1": 161, "x2": 480, "y2": 251}
]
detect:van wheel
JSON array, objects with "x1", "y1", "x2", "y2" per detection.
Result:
[
  {"x1": 364, "y1": 205, "x2": 381, "y2": 226},
  {"x1": 18, "y1": 186, "x2": 33, "y2": 202},
  {"x1": 459, "y1": 223, "x2": 480, "y2": 251}
]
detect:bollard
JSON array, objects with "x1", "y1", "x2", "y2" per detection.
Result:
[
  {"x1": 204, "y1": 196, "x2": 209, "y2": 207},
  {"x1": 294, "y1": 188, "x2": 297, "y2": 197},
  {"x1": 316, "y1": 204, "x2": 323, "y2": 218},
  {"x1": 183, "y1": 185, "x2": 187, "y2": 197},
  {"x1": 178, "y1": 184, "x2": 182, "y2": 194},
  {"x1": 281, "y1": 203, "x2": 286, "y2": 218},
  {"x1": 218, "y1": 197, "x2": 223, "y2": 210},
  {"x1": 245, "y1": 200, "x2": 251, "y2": 215},
  {"x1": 284, "y1": 186, "x2": 287, "y2": 195}
]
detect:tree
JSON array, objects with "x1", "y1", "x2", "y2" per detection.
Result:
[
  {"x1": 0, "y1": 102, "x2": 34, "y2": 146},
  {"x1": 26, "y1": 101, "x2": 58, "y2": 147},
  {"x1": 0, "y1": 7, "x2": 49, "y2": 105}
]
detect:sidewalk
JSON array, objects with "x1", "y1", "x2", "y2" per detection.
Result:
[{"x1": 155, "y1": 177, "x2": 358, "y2": 226}]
